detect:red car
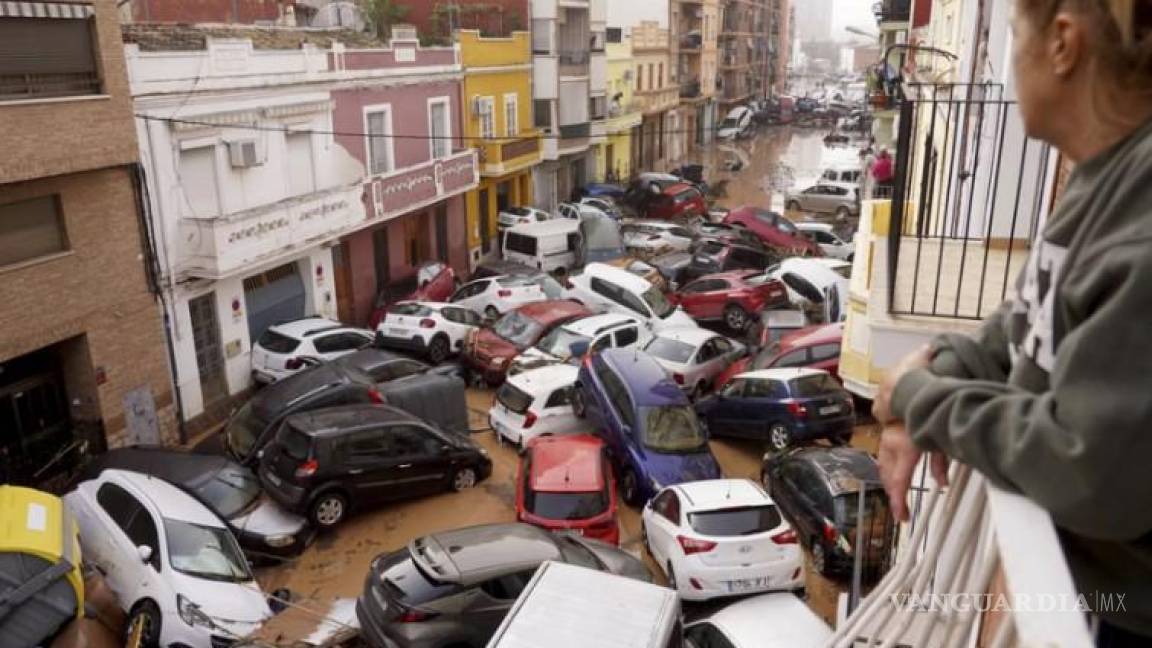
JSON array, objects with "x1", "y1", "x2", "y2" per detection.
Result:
[
  {"x1": 516, "y1": 434, "x2": 619, "y2": 545},
  {"x1": 722, "y1": 206, "x2": 823, "y2": 256},
  {"x1": 714, "y1": 321, "x2": 844, "y2": 388},
  {"x1": 369, "y1": 261, "x2": 457, "y2": 328},
  {"x1": 645, "y1": 183, "x2": 707, "y2": 220},
  {"x1": 463, "y1": 300, "x2": 592, "y2": 385},
  {"x1": 670, "y1": 270, "x2": 789, "y2": 331}
]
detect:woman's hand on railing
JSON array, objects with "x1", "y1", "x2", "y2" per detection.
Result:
[{"x1": 878, "y1": 423, "x2": 950, "y2": 522}]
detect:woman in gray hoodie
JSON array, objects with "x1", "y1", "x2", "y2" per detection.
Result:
[{"x1": 872, "y1": 1, "x2": 1152, "y2": 645}]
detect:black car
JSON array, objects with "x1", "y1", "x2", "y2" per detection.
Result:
[
  {"x1": 80, "y1": 446, "x2": 313, "y2": 561},
  {"x1": 684, "y1": 239, "x2": 777, "y2": 283},
  {"x1": 470, "y1": 259, "x2": 538, "y2": 281},
  {"x1": 760, "y1": 447, "x2": 894, "y2": 578},
  {"x1": 258, "y1": 404, "x2": 493, "y2": 529},
  {"x1": 224, "y1": 349, "x2": 428, "y2": 464}
]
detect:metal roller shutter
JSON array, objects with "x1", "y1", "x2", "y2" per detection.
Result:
[{"x1": 242, "y1": 263, "x2": 306, "y2": 343}]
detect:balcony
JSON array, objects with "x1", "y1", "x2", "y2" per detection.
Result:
[
  {"x1": 679, "y1": 33, "x2": 703, "y2": 51},
  {"x1": 679, "y1": 79, "x2": 702, "y2": 99},
  {"x1": 634, "y1": 86, "x2": 680, "y2": 114},
  {"x1": 558, "y1": 49, "x2": 590, "y2": 77},
  {"x1": 559, "y1": 122, "x2": 591, "y2": 139},
  {"x1": 874, "y1": 0, "x2": 911, "y2": 24},
  {"x1": 478, "y1": 133, "x2": 542, "y2": 177}
]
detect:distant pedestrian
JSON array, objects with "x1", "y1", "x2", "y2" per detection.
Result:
[{"x1": 872, "y1": 148, "x2": 894, "y2": 197}]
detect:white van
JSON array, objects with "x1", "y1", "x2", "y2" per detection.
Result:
[
  {"x1": 486, "y1": 561, "x2": 680, "y2": 648},
  {"x1": 820, "y1": 164, "x2": 863, "y2": 185},
  {"x1": 502, "y1": 219, "x2": 581, "y2": 272}
]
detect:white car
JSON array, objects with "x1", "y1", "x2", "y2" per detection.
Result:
[
  {"x1": 449, "y1": 272, "x2": 567, "y2": 318},
  {"x1": 567, "y1": 263, "x2": 698, "y2": 332},
  {"x1": 621, "y1": 221, "x2": 696, "y2": 257},
  {"x1": 375, "y1": 301, "x2": 483, "y2": 363},
  {"x1": 683, "y1": 593, "x2": 831, "y2": 647},
  {"x1": 717, "y1": 106, "x2": 754, "y2": 139},
  {"x1": 642, "y1": 327, "x2": 746, "y2": 398},
  {"x1": 813, "y1": 257, "x2": 853, "y2": 279},
  {"x1": 796, "y1": 222, "x2": 855, "y2": 261},
  {"x1": 641, "y1": 479, "x2": 803, "y2": 602},
  {"x1": 558, "y1": 201, "x2": 612, "y2": 221},
  {"x1": 768, "y1": 258, "x2": 850, "y2": 323},
  {"x1": 508, "y1": 313, "x2": 652, "y2": 375},
  {"x1": 488, "y1": 364, "x2": 589, "y2": 446},
  {"x1": 578, "y1": 196, "x2": 624, "y2": 220},
  {"x1": 65, "y1": 469, "x2": 272, "y2": 648},
  {"x1": 250, "y1": 317, "x2": 373, "y2": 384},
  {"x1": 498, "y1": 206, "x2": 553, "y2": 231}
]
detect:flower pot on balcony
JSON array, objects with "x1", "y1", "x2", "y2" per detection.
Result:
[{"x1": 870, "y1": 93, "x2": 890, "y2": 109}]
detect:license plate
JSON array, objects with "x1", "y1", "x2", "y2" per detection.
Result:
[
  {"x1": 265, "y1": 471, "x2": 282, "y2": 486},
  {"x1": 389, "y1": 327, "x2": 406, "y2": 336},
  {"x1": 820, "y1": 405, "x2": 841, "y2": 415},
  {"x1": 725, "y1": 577, "x2": 769, "y2": 592}
]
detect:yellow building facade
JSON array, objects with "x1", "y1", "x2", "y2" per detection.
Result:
[
  {"x1": 459, "y1": 30, "x2": 541, "y2": 266},
  {"x1": 596, "y1": 38, "x2": 643, "y2": 182}
]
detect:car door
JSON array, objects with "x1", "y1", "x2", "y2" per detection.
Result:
[
  {"x1": 385, "y1": 424, "x2": 452, "y2": 497},
  {"x1": 809, "y1": 342, "x2": 842, "y2": 379},
  {"x1": 339, "y1": 427, "x2": 399, "y2": 505},
  {"x1": 465, "y1": 569, "x2": 538, "y2": 637},
  {"x1": 677, "y1": 278, "x2": 716, "y2": 319},
  {"x1": 441, "y1": 306, "x2": 482, "y2": 348},
  {"x1": 450, "y1": 280, "x2": 490, "y2": 312},
  {"x1": 706, "y1": 378, "x2": 746, "y2": 436},
  {"x1": 699, "y1": 337, "x2": 734, "y2": 386},
  {"x1": 644, "y1": 490, "x2": 681, "y2": 566},
  {"x1": 91, "y1": 481, "x2": 161, "y2": 602}
]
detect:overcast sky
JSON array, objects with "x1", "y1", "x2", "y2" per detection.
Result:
[{"x1": 832, "y1": 0, "x2": 881, "y2": 41}]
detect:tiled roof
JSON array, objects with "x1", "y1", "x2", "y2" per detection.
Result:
[{"x1": 121, "y1": 23, "x2": 389, "y2": 51}]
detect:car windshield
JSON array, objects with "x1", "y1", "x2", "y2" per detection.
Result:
[
  {"x1": 195, "y1": 465, "x2": 261, "y2": 519},
  {"x1": 790, "y1": 373, "x2": 841, "y2": 397},
  {"x1": 645, "y1": 337, "x2": 696, "y2": 364},
  {"x1": 641, "y1": 406, "x2": 708, "y2": 453},
  {"x1": 751, "y1": 342, "x2": 782, "y2": 370},
  {"x1": 688, "y1": 505, "x2": 783, "y2": 536},
  {"x1": 495, "y1": 381, "x2": 534, "y2": 415},
  {"x1": 720, "y1": 118, "x2": 738, "y2": 128},
  {"x1": 165, "y1": 519, "x2": 252, "y2": 582},
  {"x1": 492, "y1": 311, "x2": 546, "y2": 349},
  {"x1": 224, "y1": 400, "x2": 266, "y2": 458},
  {"x1": 642, "y1": 286, "x2": 675, "y2": 318},
  {"x1": 537, "y1": 326, "x2": 591, "y2": 360},
  {"x1": 525, "y1": 490, "x2": 608, "y2": 521},
  {"x1": 698, "y1": 241, "x2": 725, "y2": 256}
]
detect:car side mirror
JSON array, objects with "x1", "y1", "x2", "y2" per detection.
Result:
[
  {"x1": 137, "y1": 545, "x2": 153, "y2": 564},
  {"x1": 568, "y1": 340, "x2": 590, "y2": 359}
]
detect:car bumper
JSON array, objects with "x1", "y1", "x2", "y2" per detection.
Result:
[
  {"x1": 251, "y1": 367, "x2": 292, "y2": 385},
  {"x1": 462, "y1": 354, "x2": 508, "y2": 384},
  {"x1": 674, "y1": 553, "x2": 805, "y2": 601},
  {"x1": 356, "y1": 595, "x2": 403, "y2": 648},
  {"x1": 488, "y1": 411, "x2": 523, "y2": 446},
  {"x1": 792, "y1": 416, "x2": 856, "y2": 442},
  {"x1": 235, "y1": 526, "x2": 316, "y2": 561},
  {"x1": 375, "y1": 331, "x2": 430, "y2": 354},
  {"x1": 259, "y1": 471, "x2": 309, "y2": 514}
]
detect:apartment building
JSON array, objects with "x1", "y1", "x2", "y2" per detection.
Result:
[
  {"x1": 718, "y1": 0, "x2": 769, "y2": 113},
  {"x1": 0, "y1": 0, "x2": 176, "y2": 489},
  {"x1": 600, "y1": 28, "x2": 644, "y2": 182},
  {"x1": 672, "y1": 0, "x2": 719, "y2": 149}
]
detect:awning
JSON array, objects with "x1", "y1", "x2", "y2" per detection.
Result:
[{"x1": 0, "y1": 1, "x2": 94, "y2": 19}]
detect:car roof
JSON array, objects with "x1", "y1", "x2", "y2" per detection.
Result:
[
  {"x1": 100, "y1": 469, "x2": 225, "y2": 527},
  {"x1": 779, "y1": 322, "x2": 844, "y2": 348},
  {"x1": 692, "y1": 270, "x2": 761, "y2": 285},
  {"x1": 737, "y1": 367, "x2": 829, "y2": 381},
  {"x1": 527, "y1": 435, "x2": 606, "y2": 492},
  {"x1": 672, "y1": 479, "x2": 769, "y2": 511},
  {"x1": 268, "y1": 317, "x2": 346, "y2": 338},
  {"x1": 786, "y1": 447, "x2": 882, "y2": 493},
  {"x1": 507, "y1": 219, "x2": 580, "y2": 235},
  {"x1": 563, "y1": 313, "x2": 639, "y2": 335},
  {"x1": 87, "y1": 446, "x2": 232, "y2": 489},
  {"x1": 508, "y1": 364, "x2": 580, "y2": 394},
  {"x1": 412, "y1": 523, "x2": 560, "y2": 585},
  {"x1": 796, "y1": 221, "x2": 834, "y2": 232},
  {"x1": 283, "y1": 404, "x2": 417, "y2": 436},
  {"x1": 514, "y1": 300, "x2": 589, "y2": 322},
  {"x1": 702, "y1": 592, "x2": 832, "y2": 645},
  {"x1": 653, "y1": 326, "x2": 718, "y2": 346},
  {"x1": 334, "y1": 347, "x2": 422, "y2": 373},
  {"x1": 250, "y1": 363, "x2": 366, "y2": 418},
  {"x1": 584, "y1": 263, "x2": 654, "y2": 292},
  {"x1": 600, "y1": 349, "x2": 686, "y2": 406}
]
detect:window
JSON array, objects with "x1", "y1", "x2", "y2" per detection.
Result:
[
  {"x1": 0, "y1": 16, "x2": 101, "y2": 101},
  {"x1": 452, "y1": 280, "x2": 489, "y2": 301},
  {"x1": 532, "y1": 18, "x2": 552, "y2": 53},
  {"x1": 389, "y1": 425, "x2": 440, "y2": 457},
  {"x1": 443, "y1": 307, "x2": 481, "y2": 326},
  {"x1": 96, "y1": 482, "x2": 140, "y2": 532},
  {"x1": 365, "y1": 107, "x2": 394, "y2": 175},
  {"x1": 636, "y1": 65, "x2": 644, "y2": 91},
  {"x1": 688, "y1": 505, "x2": 783, "y2": 536},
  {"x1": 178, "y1": 146, "x2": 221, "y2": 217},
  {"x1": 658, "y1": 63, "x2": 664, "y2": 88},
  {"x1": 652, "y1": 490, "x2": 681, "y2": 523},
  {"x1": 544, "y1": 388, "x2": 572, "y2": 409},
  {"x1": 503, "y1": 93, "x2": 519, "y2": 138},
  {"x1": 504, "y1": 232, "x2": 538, "y2": 256},
  {"x1": 534, "y1": 99, "x2": 553, "y2": 130},
  {"x1": 124, "y1": 508, "x2": 161, "y2": 570},
  {"x1": 684, "y1": 622, "x2": 737, "y2": 648},
  {"x1": 606, "y1": 27, "x2": 622, "y2": 43},
  {"x1": 0, "y1": 195, "x2": 68, "y2": 267},
  {"x1": 478, "y1": 96, "x2": 496, "y2": 140},
  {"x1": 346, "y1": 429, "x2": 390, "y2": 456},
  {"x1": 286, "y1": 131, "x2": 316, "y2": 195},
  {"x1": 480, "y1": 570, "x2": 535, "y2": 600},
  {"x1": 720, "y1": 379, "x2": 745, "y2": 397},
  {"x1": 375, "y1": 359, "x2": 427, "y2": 382},
  {"x1": 614, "y1": 326, "x2": 638, "y2": 347},
  {"x1": 811, "y1": 343, "x2": 841, "y2": 362},
  {"x1": 773, "y1": 348, "x2": 809, "y2": 367},
  {"x1": 313, "y1": 332, "x2": 370, "y2": 353},
  {"x1": 790, "y1": 373, "x2": 842, "y2": 397},
  {"x1": 428, "y1": 98, "x2": 451, "y2": 159}
]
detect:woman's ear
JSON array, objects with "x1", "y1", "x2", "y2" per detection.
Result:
[{"x1": 1049, "y1": 13, "x2": 1085, "y2": 78}]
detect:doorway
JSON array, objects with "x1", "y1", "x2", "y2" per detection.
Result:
[
  {"x1": 435, "y1": 203, "x2": 449, "y2": 264},
  {"x1": 479, "y1": 188, "x2": 491, "y2": 255},
  {"x1": 188, "y1": 292, "x2": 228, "y2": 406},
  {"x1": 332, "y1": 241, "x2": 355, "y2": 323},
  {"x1": 605, "y1": 143, "x2": 616, "y2": 182}
]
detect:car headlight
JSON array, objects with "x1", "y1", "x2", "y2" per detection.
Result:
[
  {"x1": 177, "y1": 594, "x2": 214, "y2": 629},
  {"x1": 489, "y1": 357, "x2": 505, "y2": 368},
  {"x1": 265, "y1": 533, "x2": 295, "y2": 548}
]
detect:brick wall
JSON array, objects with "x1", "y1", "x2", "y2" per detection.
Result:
[
  {"x1": 128, "y1": 0, "x2": 280, "y2": 24},
  {"x1": 405, "y1": 0, "x2": 529, "y2": 42}
]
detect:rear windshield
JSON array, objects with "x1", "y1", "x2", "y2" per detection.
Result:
[
  {"x1": 389, "y1": 303, "x2": 432, "y2": 317},
  {"x1": 257, "y1": 330, "x2": 300, "y2": 354},
  {"x1": 496, "y1": 381, "x2": 534, "y2": 414},
  {"x1": 833, "y1": 491, "x2": 889, "y2": 528},
  {"x1": 789, "y1": 373, "x2": 841, "y2": 397},
  {"x1": 526, "y1": 490, "x2": 608, "y2": 521},
  {"x1": 688, "y1": 505, "x2": 783, "y2": 537},
  {"x1": 646, "y1": 337, "x2": 695, "y2": 364},
  {"x1": 278, "y1": 423, "x2": 313, "y2": 461},
  {"x1": 383, "y1": 554, "x2": 462, "y2": 605}
]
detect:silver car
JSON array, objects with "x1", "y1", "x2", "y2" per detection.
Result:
[
  {"x1": 356, "y1": 524, "x2": 650, "y2": 648},
  {"x1": 785, "y1": 183, "x2": 860, "y2": 218},
  {"x1": 643, "y1": 327, "x2": 747, "y2": 398}
]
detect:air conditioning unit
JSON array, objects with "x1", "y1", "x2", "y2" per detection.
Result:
[{"x1": 227, "y1": 139, "x2": 264, "y2": 168}]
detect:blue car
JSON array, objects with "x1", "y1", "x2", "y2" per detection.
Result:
[
  {"x1": 582, "y1": 182, "x2": 627, "y2": 200},
  {"x1": 695, "y1": 368, "x2": 855, "y2": 451},
  {"x1": 572, "y1": 348, "x2": 723, "y2": 505}
]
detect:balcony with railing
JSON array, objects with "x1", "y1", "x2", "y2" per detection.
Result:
[
  {"x1": 873, "y1": 0, "x2": 911, "y2": 25},
  {"x1": 477, "y1": 130, "x2": 542, "y2": 177},
  {"x1": 679, "y1": 79, "x2": 702, "y2": 99},
  {"x1": 558, "y1": 49, "x2": 590, "y2": 76},
  {"x1": 634, "y1": 85, "x2": 680, "y2": 115}
]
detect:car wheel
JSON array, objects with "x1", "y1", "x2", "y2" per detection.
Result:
[
  {"x1": 768, "y1": 422, "x2": 793, "y2": 451},
  {"x1": 571, "y1": 386, "x2": 587, "y2": 418},
  {"x1": 128, "y1": 600, "x2": 161, "y2": 648},
  {"x1": 787, "y1": 200, "x2": 802, "y2": 213},
  {"x1": 452, "y1": 466, "x2": 478, "y2": 491},
  {"x1": 309, "y1": 491, "x2": 348, "y2": 529},
  {"x1": 427, "y1": 335, "x2": 450, "y2": 364},
  {"x1": 723, "y1": 304, "x2": 749, "y2": 331},
  {"x1": 621, "y1": 468, "x2": 642, "y2": 507},
  {"x1": 485, "y1": 305, "x2": 500, "y2": 319},
  {"x1": 812, "y1": 542, "x2": 829, "y2": 576}
]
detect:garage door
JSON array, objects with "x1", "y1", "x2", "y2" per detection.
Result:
[{"x1": 243, "y1": 263, "x2": 306, "y2": 342}]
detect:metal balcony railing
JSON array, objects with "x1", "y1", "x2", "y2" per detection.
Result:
[
  {"x1": 679, "y1": 80, "x2": 701, "y2": 98},
  {"x1": 0, "y1": 70, "x2": 101, "y2": 101},
  {"x1": 679, "y1": 33, "x2": 703, "y2": 50},
  {"x1": 558, "y1": 122, "x2": 591, "y2": 139},
  {"x1": 873, "y1": 0, "x2": 911, "y2": 23},
  {"x1": 558, "y1": 50, "x2": 590, "y2": 66}
]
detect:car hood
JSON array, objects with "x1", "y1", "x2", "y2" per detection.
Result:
[
  {"x1": 230, "y1": 495, "x2": 309, "y2": 538},
  {"x1": 568, "y1": 536, "x2": 652, "y2": 582},
  {"x1": 473, "y1": 329, "x2": 521, "y2": 358},
  {"x1": 655, "y1": 308, "x2": 697, "y2": 330},
  {"x1": 641, "y1": 448, "x2": 723, "y2": 488},
  {"x1": 177, "y1": 578, "x2": 272, "y2": 628}
]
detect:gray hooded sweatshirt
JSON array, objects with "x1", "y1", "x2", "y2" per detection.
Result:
[{"x1": 891, "y1": 118, "x2": 1152, "y2": 635}]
